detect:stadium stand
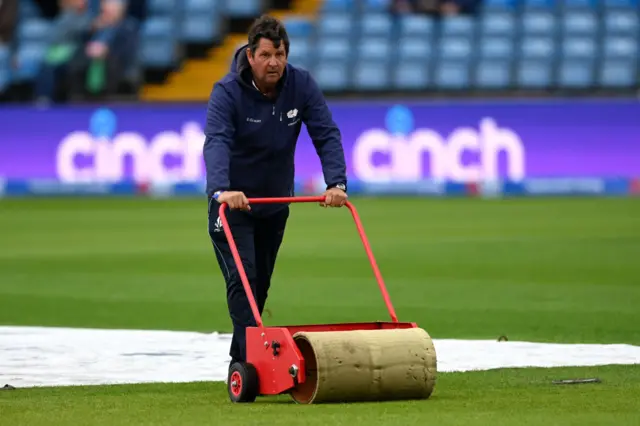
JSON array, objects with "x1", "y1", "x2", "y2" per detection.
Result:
[{"x1": 0, "y1": 0, "x2": 638, "y2": 102}]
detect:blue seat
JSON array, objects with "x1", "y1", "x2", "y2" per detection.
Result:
[
  {"x1": 314, "y1": 63, "x2": 349, "y2": 90},
  {"x1": 480, "y1": 36, "x2": 514, "y2": 59},
  {"x1": 521, "y1": 36, "x2": 557, "y2": 59},
  {"x1": 475, "y1": 60, "x2": 512, "y2": 88},
  {"x1": 392, "y1": 61, "x2": 430, "y2": 89},
  {"x1": 18, "y1": 18, "x2": 51, "y2": 43},
  {"x1": 598, "y1": 60, "x2": 637, "y2": 87},
  {"x1": 318, "y1": 14, "x2": 352, "y2": 36},
  {"x1": 603, "y1": 36, "x2": 638, "y2": 59},
  {"x1": 562, "y1": 37, "x2": 597, "y2": 59},
  {"x1": 363, "y1": 0, "x2": 391, "y2": 11},
  {"x1": 287, "y1": 38, "x2": 312, "y2": 69},
  {"x1": 399, "y1": 15, "x2": 435, "y2": 37},
  {"x1": 358, "y1": 38, "x2": 391, "y2": 60},
  {"x1": 284, "y1": 18, "x2": 314, "y2": 38},
  {"x1": 516, "y1": 60, "x2": 553, "y2": 87},
  {"x1": 181, "y1": 13, "x2": 222, "y2": 43},
  {"x1": 558, "y1": 60, "x2": 595, "y2": 87},
  {"x1": 434, "y1": 61, "x2": 471, "y2": 89},
  {"x1": 602, "y1": 0, "x2": 638, "y2": 8},
  {"x1": 521, "y1": 12, "x2": 557, "y2": 35},
  {"x1": 482, "y1": 0, "x2": 517, "y2": 10},
  {"x1": 141, "y1": 18, "x2": 178, "y2": 67},
  {"x1": 318, "y1": 39, "x2": 351, "y2": 61},
  {"x1": 480, "y1": 12, "x2": 516, "y2": 36},
  {"x1": 562, "y1": 11, "x2": 598, "y2": 35},
  {"x1": 522, "y1": 0, "x2": 555, "y2": 8},
  {"x1": 14, "y1": 43, "x2": 46, "y2": 81},
  {"x1": 360, "y1": 13, "x2": 393, "y2": 36},
  {"x1": 604, "y1": 12, "x2": 639, "y2": 36},
  {"x1": 352, "y1": 62, "x2": 389, "y2": 90},
  {"x1": 321, "y1": 0, "x2": 355, "y2": 12},
  {"x1": 184, "y1": 0, "x2": 218, "y2": 12},
  {"x1": 148, "y1": 0, "x2": 177, "y2": 15},
  {"x1": 397, "y1": 37, "x2": 433, "y2": 61},
  {"x1": 224, "y1": 0, "x2": 261, "y2": 17},
  {"x1": 562, "y1": 0, "x2": 598, "y2": 9},
  {"x1": 441, "y1": 16, "x2": 475, "y2": 37},
  {"x1": 439, "y1": 36, "x2": 473, "y2": 60}
]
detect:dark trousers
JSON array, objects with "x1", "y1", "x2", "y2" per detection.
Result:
[{"x1": 208, "y1": 198, "x2": 289, "y2": 364}]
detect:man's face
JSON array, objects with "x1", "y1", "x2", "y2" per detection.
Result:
[{"x1": 247, "y1": 38, "x2": 287, "y2": 87}]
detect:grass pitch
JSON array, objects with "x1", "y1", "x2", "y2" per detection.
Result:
[{"x1": 1, "y1": 196, "x2": 639, "y2": 425}]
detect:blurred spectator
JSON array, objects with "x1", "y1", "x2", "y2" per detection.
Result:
[
  {"x1": 33, "y1": 0, "x2": 62, "y2": 19},
  {"x1": 65, "y1": 0, "x2": 138, "y2": 100},
  {"x1": 0, "y1": 0, "x2": 18, "y2": 44},
  {"x1": 34, "y1": 0, "x2": 92, "y2": 104}
]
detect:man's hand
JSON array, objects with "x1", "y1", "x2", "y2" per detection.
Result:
[
  {"x1": 217, "y1": 191, "x2": 251, "y2": 211},
  {"x1": 320, "y1": 187, "x2": 348, "y2": 208}
]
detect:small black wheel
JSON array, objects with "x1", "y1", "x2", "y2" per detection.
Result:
[{"x1": 227, "y1": 362, "x2": 259, "y2": 403}]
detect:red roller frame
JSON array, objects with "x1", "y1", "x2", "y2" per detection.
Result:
[{"x1": 218, "y1": 196, "x2": 416, "y2": 397}]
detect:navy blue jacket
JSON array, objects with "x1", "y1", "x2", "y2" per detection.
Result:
[{"x1": 203, "y1": 44, "x2": 347, "y2": 215}]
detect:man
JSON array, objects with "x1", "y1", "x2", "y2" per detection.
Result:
[{"x1": 203, "y1": 15, "x2": 348, "y2": 370}]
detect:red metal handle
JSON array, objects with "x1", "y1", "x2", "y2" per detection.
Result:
[{"x1": 217, "y1": 196, "x2": 399, "y2": 328}]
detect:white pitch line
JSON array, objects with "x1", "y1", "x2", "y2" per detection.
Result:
[{"x1": 1, "y1": 326, "x2": 639, "y2": 388}]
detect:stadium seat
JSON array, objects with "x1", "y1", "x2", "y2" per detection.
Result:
[
  {"x1": 602, "y1": 0, "x2": 638, "y2": 8},
  {"x1": 441, "y1": 16, "x2": 475, "y2": 37},
  {"x1": 480, "y1": 36, "x2": 514, "y2": 59},
  {"x1": 363, "y1": 0, "x2": 391, "y2": 12},
  {"x1": 598, "y1": 60, "x2": 637, "y2": 87},
  {"x1": 397, "y1": 37, "x2": 433, "y2": 61},
  {"x1": 392, "y1": 61, "x2": 430, "y2": 89},
  {"x1": 399, "y1": 15, "x2": 435, "y2": 37},
  {"x1": 358, "y1": 38, "x2": 391, "y2": 61},
  {"x1": 141, "y1": 17, "x2": 179, "y2": 67},
  {"x1": 521, "y1": 36, "x2": 557, "y2": 60},
  {"x1": 562, "y1": 0, "x2": 598, "y2": 9},
  {"x1": 360, "y1": 13, "x2": 393, "y2": 37},
  {"x1": 604, "y1": 12, "x2": 639, "y2": 36},
  {"x1": 434, "y1": 60, "x2": 471, "y2": 89},
  {"x1": 439, "y1": 36, "x2": 474, "y2": 61},
  {"x1": 283, "y1": 18, "x2": 314, "y2": 38},
  {"x1": 603, "y1": 36, "x2": 638, "y2": 60},
  {"x1": 475, "y1": 60, "x2": 512, "y2": 88},
  {"x1": 558, "y1": 60, "x2": 595, "y2": 87},
  {"x1": 184, "y1": 0, "x2": 218, "y2": 13},
  {"x1": 521, "y1": 11, "x2": 557, "y2": 35},
  {"x1": 314, "y1": 63, "x2": 349, "y2": 90},
  {"x1": 18, "y1": 18, "x2": 51, "y2": 44},
  {"x1": 181, "y1": 13, "x2": 222, "y2": 43},
  {"x1": 288, "y1": 37, "x2": 311, "y2": 68},
  {"x1": 516, "y1": 60, "x2": 553, "y2": 88},
  {"x1": 561, "y1": 36, "x2": 597, "y2": 60},
  {"x1": 318, "y1": 38, "x2": 352, "y2": 62},
  {"x1": 522, "y1": 0, "x2": 555, "y2": 9},
  {"x1": 562, "y1": 11, "x2": 598, "y2": 35},
  {"x1": 480, "y1": 12, "x2": 516, "y2": 37},
  {"x1": 317, "y1": 14, "x2": 352, "y2": 37},
  {"x1": 224, "y1": 0, "x2": 261, "y2": 17},
  {"x1": 321, "y1": 0, "x2": 355, "y2": 12},
  {"x1": 352, "y1": 61, "x2": 389, "y2": 90},
  {"x1": 482, "y1": 0, "x2": 518, "y2": 10},
  {"x1": 148, "y1": 0, "x2": 178, "y2": 15}
]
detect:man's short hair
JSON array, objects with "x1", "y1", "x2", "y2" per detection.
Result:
[{"x1": 247, "y1": 15, "x2": 290, "y2": 56}]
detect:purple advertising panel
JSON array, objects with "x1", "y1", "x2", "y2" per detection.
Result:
[{"x1": 0, "y1": 99, "x2": 638, "y2": 184}]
